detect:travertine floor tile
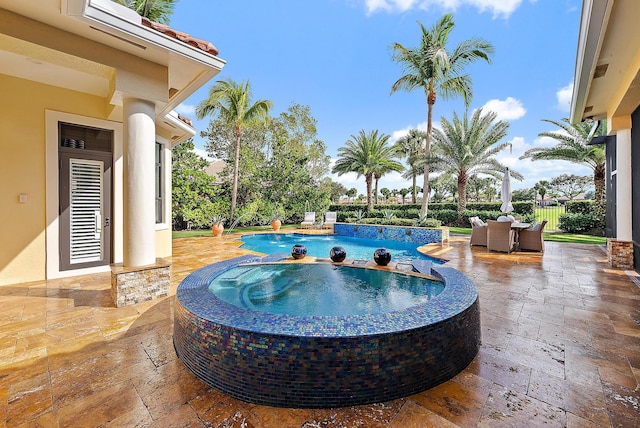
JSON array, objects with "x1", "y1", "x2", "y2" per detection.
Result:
[{"x1": 0, "y1": 234, "x2": 638, "y2": 426}]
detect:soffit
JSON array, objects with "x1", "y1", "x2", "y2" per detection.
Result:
[
  {"x1": 574, "y1": 0, "x2": 640, "y2": 122},
  {"x1": 0, "y1": 0, "x2": 225, "y2": 115}
]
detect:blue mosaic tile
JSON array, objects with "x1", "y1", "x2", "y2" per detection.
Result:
[
  {"x1": 174, "y1": 256, "x2": 480, "y2": 408},
  {"x1": 334, "y1": 223, "x2": 444, "y2": 245}
]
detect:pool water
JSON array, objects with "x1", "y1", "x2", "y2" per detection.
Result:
[
  {"x1": 209, "y1": 263, "x2": 444, "y2": 316},
  {"x1": 240, "y1": 233, "x2": 443, "y2": 264}
]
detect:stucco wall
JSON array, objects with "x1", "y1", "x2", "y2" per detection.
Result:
[{"x1": 0, "y1": 75, "x2": 108, "y2": 285}]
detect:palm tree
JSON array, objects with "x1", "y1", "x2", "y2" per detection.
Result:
[
  {"x1": 391, "y1": 13, "x2": 494, "y2": 216},
  {"x1": 520, "y1": 118, "x2": 606, "y2": 225},
  {"x1": 373, "y1": 160, "x2": 404, "y2": 206},
  {"x1": 428, "y1": 108, "x2": 520, "y2": 221},
  {"x1": 394, "y1": 129, "x2": 426, "y2": 203},
  {"x1": 196, "y1": 79, "x2": 273, "y2": 221},
  {"x1": 332, "y1": 130, "x2": 403, "y2": 212},
  {"x1": 113, "y1": 0, "x2": 176, "y2": 24}
]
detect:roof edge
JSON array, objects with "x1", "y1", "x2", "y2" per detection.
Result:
[{"x1": 569, "y1": 0, "x2": 612, "y2": 124}]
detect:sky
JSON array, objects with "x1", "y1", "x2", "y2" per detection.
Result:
[{"x1": 169, "y1": 0, "x2": 588, "y2": 196}]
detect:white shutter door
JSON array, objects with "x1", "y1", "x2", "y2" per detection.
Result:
[{"x1": 69, "y1": 159, "x2": 103, "y2": 264}]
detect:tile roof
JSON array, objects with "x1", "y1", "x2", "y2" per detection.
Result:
[
  {"x1": 141, "y1": 17, "x2": 219, "y2": 56},
  {"x1": 177, "y1": 114, "x2": 193, "y2": 127}
]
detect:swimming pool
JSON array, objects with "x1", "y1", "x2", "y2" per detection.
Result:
[
  {"x1": 240, "y1": 233, "x2": 443, "y2": 263},
  {"x1": 210, "y1": 263, "x2": 445, "y2": 316}
]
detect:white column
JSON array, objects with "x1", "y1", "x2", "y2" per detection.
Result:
[
  {"x1": 616, "y1": 128, "x2": 632, "y2": 241},
  {"x1": 123, "y1": 98, "x2": 156, "y2": 267}
]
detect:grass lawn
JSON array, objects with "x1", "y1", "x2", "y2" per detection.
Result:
[{"x1": 533, "y1": 205, "x2": 565, "y2": 231}]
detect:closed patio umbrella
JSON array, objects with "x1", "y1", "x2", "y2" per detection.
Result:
[{"x1": 500, "y1": 168, "x2": 514, "y2": 213}]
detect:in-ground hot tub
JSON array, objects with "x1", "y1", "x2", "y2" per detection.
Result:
[{"x1": 173, "y1": 254, "x2": 480, "y2": 408}]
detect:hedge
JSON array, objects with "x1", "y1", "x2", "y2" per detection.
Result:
[
  {"x1": 566, "y1": 200, "x2": 595, "y2": 215},
  {"x1": 330, "y1": 201, "x2": 535, "y2": 216}
]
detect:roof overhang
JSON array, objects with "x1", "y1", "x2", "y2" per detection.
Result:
[
  {"x1": 570, "y1": 0, "x2": 640, "y2": 131},
  {"x1": 0, "y1": 0, "x2": 225, "y2": 141}
]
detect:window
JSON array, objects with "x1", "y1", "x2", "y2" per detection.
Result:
[{"x1": 155, "y1": 142, "x2": 163, "y2": 224}]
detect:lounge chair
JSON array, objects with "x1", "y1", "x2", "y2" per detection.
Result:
[
  {"x1": 487, "y1": 220, "x2": 515, "y2": 253},
  {"x1": 518, "y1": 220, "x2": 548, "y2": 252},
  {"x1": 469, "y1": 216, "x2": 487, "y2": 247},
  {"x1": 300, "y1": 212, "x2": 315, "y2": 229},
  {"x1": 323, "y1": 211, "x2": 337, "y2": 229}
]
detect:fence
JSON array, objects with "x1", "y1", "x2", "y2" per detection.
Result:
[{"x1": 534, "y1": 204, "x2": 565, "y2": 232}]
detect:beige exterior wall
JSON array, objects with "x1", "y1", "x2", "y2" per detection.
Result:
[
  {"x1": 0, "y1": 74, "x2": 105, "y2": 285},
  {"x1": 0, "y1": 73, "x2": 174, "y2": 286}
]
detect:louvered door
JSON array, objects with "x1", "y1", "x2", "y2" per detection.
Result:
[
  {"x1": 69, "y1": 159, "x2": 103, "y2": 263},
  {"x1": 59, "y1": 152, "x2": 112, "y2": 271}
]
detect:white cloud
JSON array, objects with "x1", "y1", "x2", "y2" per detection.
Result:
[
  {"x1": 389, "y1": 120, "x2": 433, "y2": 143},
  {"x1": 556, "y1": 82, "x2": 573, "y2": 112},
  {"x1": 480, "y1": 97, "x2": 526, "y2": 121},
  {"x1": 175, "y1": 103, "x2": 196, "y2": 115},
  {"x1": 194, "y1": 147, "x2": 214, "y2": 161},
  {"x1": 365, "y1": 0, "x2": 524, "y2": 18}
]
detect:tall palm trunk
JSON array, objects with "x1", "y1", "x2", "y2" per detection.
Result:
[
  {"x1": 230, "y1": 127, "x2": 241, "y2": 221},
  {"x1": 594, "y1": 163, "x2": 606, "y2": 227},
  {"x1": 366, "y1": 174, "x2": 374, "y2": 212},
  {"x1": 374, "y1": 176, "x2": 379, "y2": 205},
  {"x1": 421, "y1": 90, "x2": 435, "y2": 216},
  {"x1": 412, "y1": 174, "x2": 417, "y2": 204},
  {"x1": 457, "y1": 172, "x2": 468, "y2": 222}
]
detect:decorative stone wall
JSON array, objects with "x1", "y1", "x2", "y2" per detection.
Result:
[
  {"x1": 607, "y1": 238, "x2": 634, "y2": 269},
  {"x1": 111, "y1": 259, "x2": 170, "y2": 307},
  {"x1": 334, "y1": 223, "x2": 449, "y2": 244}
]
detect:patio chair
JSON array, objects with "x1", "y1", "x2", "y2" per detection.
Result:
[
  {"x1": 469, "y1": 216, "x2": 487, "y2": 247},
  {"x1": 300, "y1": 212, "x2": 315, "y2": 229},
  {"x1": 323, "y1": 211, "x2": 337, "y2": 229},
  {"x1": 518, "y1": 220, "x2": 548, "y2": 252},
  {"x1": 487, "y1": 220, "x2": 515, "y2": 253}
]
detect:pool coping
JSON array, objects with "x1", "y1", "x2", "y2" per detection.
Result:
[{"x1": 176, "y1": 254, "x2": 477, "y2": 338}]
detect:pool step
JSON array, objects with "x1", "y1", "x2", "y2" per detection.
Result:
[
  {"x1": 411, "y1": 260, "x2": 432, "y2": 275},
  {"x1": 261, "y1": 253, "x2": 289, "y2": 262}
]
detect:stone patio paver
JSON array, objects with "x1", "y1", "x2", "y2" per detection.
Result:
[{"x1": 0, "y1": 233, "x2": 639, "y2": 427}]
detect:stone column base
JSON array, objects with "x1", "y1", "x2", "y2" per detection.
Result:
[
  {"x1": 111, "y1": 258, "x2": 170, "y2": 307},
  {"x1": 607, "y1": 238, "x2": 634, "y2": 269}
]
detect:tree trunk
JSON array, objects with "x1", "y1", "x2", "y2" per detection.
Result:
[
  {"x1": 412, "y1": 173, "x2": 417, "y2": 204},
  {"x1": 593, "y1": 163, "x2": 606, "y2": 228},
  {"x1": 420, "y1": 93, "x2": 435, "y2": 216},
  {"x1": 366, "y1": 174, "x2": 374, "y2": 212},
  {"x1": 230, "y1": 128, "x2": 241, "y2": 221},
  {"x1": 374, "y1": 176, "x2": 379, "y2": 206},
  {"x1": 457, "y1": 173, "x2": 468, "y2": 222}
]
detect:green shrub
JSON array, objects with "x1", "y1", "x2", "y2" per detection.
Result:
[
  {"x1": 558, "y1": 213, "x2": 597, "y2": 233},
  {"x1": 566, "y1": 200, "x2": 595, "y2": 215},
  {"x1": 428, "y1": 209, "x2": 458, "y2": 225}
]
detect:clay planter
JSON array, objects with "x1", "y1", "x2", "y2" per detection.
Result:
[
  {"x1": 271, "y1": 219, "x2": 281, "y2": 231},
  {"x1": 211, "y1": 223, "x2": 224, "y2": 237}
]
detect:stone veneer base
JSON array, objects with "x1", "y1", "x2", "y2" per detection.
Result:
[
  {"x1": 111, "y1": 258, "x2": 170, "y2": 307},
  {"x1": 173, "y1": 255, "x2": 480, "y2": 408},
  {"x1": 607, "y1": 238, "x2": 634, "y2": 269}
]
